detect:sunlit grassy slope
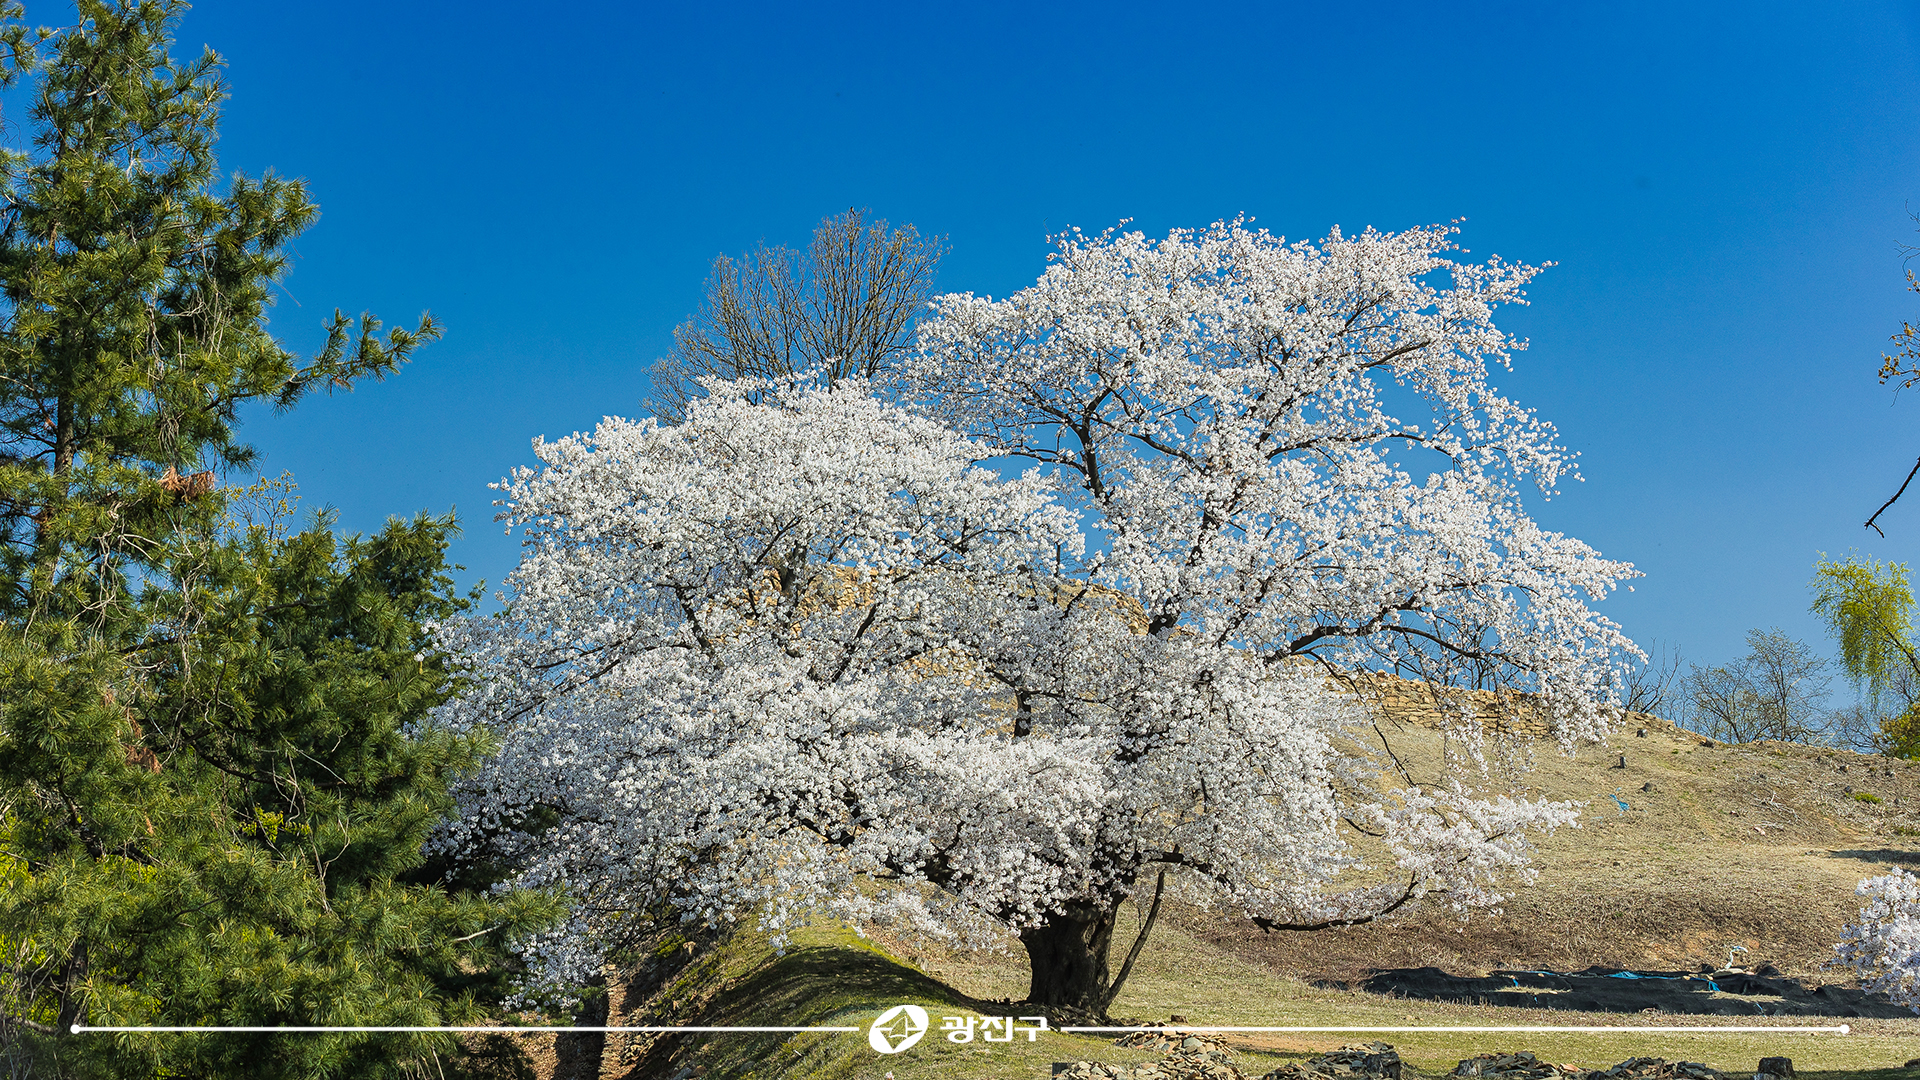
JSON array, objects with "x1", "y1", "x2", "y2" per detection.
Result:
[
  {"x1": 505, "y1": 715, "x2": 1920, "y2": 1079},
  {"x1": 508, "y1": 912, "x2": 1919, "y2": 1080}
]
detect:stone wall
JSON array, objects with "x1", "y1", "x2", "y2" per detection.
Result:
[{"x1": 1334, "y1": 669, "x2": 1656, "y2": 741}]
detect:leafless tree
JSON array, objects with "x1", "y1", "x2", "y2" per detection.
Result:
[
  {"x1": 1829, "y1": 700, "x2": 1888, "y2": 754},
  {"x1": 1619, "y1": 639, "x2": 1684, "y2": 719},
  {"x1": 1684, "y1": 628, "x2": 1833, "y2": 743},
  {"x1": 646, "y1": 208, "x2": 947, "y2": 420},
  {"x1": 1827, "y1": 662, "x2": 1920, "y2": 753}
]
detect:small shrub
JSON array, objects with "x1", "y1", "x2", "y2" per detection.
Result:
[{"x1": 1856, "y1": 791, "x2": 1884, "y2": 804}]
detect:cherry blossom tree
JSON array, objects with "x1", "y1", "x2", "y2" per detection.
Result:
[
  {"x1": 1833, "y1": 869, "x2": 1920, "y2": 1011},
  {"x1": 907, "y1": 219, "x2": 1631, "y2": 728},
  {"x1": 434, "y1": 219, "x2": 1638, "y2": 1015}
]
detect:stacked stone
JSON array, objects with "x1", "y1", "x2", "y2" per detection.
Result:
[
  {"x1": 1114, "y1": 1028, "x2": 1233, "y2": 1055},
  {"x1": 1057, "y1": 1042, "x2": 1749, "y2": 1080},
  {"x1": 1451, "y1": 1052, "x2": 1578, "y2": 1080},
  {"x1": 1260, "y1": 1043, "x2": 1405, "y2": 1080},
  {"x1": 1587, "y1": 1059, "x2": 1721, "y2": 1080},
  {"x1": 1444, "y1": 1054, "x2": 1723, "y2": 1080},
  {"x1": 1339, "y1": 671, "x2": 1556, "y2": 738},
  {"x1": 1054, "y1": 1046, "x2": 1242, "y2": 1080},
  {"x1": 1055, "y1": 1040, "x2": 1405, "y2": 1080}
]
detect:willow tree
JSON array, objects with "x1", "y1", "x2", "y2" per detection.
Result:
[
  {"x1": 1812, "y1": 553, "x2": 1920, "y2": 756},
  {"x1": 0, "y1": 4, "x2": 555, "y2": 1077}
]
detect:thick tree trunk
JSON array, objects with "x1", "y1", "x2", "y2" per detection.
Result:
[
  {"x1": 552, "y1": 972, "x2": 607, "y2": 1080},
  {"x1": 1019, "y1": 901, "x2": 1118, "y2": 1012},
  {"x1": 55, "y1": 938, "x2": 86, "y2": 1035}
]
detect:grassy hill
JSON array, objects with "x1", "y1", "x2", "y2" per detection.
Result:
[
  {"x1": 1196, "y1": 711, "x2": 1920, "y2": 984},
  {"x1": 495, "y1": 714, "x2": 1920, "y2": 1080}
]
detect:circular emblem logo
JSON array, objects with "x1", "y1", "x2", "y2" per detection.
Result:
[{"x1": 867, "y1": 1004, "x2": 929, "y2": 1054}]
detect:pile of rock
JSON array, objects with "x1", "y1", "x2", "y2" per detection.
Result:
[
  {"x1": 1055, "y1": 1040, "x2": 1762, "y2": 1080},
  {"x1": 1452, "y1": 1051, "x2": 1573, "y2": 1080},
  {"x1": 1261, "y1": 1043, "x2": 1404, "y2": 1080},
  {"x1": 1055, "y1": 1039, "x2": 1407, "y2": 1080},
  {"x1": 1442, "y1": 1054, "x2": 1724, "y2": 1080},
  {"x1": 1114, "y1": 1027, "x2": 1234, "y2": 1055},
  {"x1": 1588, "y1": 1058, "x2": 1721, "y2": 1080},
  {"x1": 1053, "y1": 1046, "x2": 1242, "y2": 1080}
]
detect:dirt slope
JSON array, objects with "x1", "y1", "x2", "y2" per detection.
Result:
[{"x1": 1195, "y1": 713, "x2": 1920, "y2": 984}]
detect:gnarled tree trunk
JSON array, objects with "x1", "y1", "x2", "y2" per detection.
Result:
[{"x1": 1019, "y1": 901, "x2": 1118, "y2": 1012}]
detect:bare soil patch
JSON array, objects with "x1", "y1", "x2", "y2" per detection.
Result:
[{"x1": 1194, "y1": 716, "x2": 1920, "y2": 987}]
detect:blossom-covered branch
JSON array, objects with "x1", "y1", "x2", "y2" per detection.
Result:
[{"x1": 435, "y1": 219, "x2": 1635, "y2": 1012}]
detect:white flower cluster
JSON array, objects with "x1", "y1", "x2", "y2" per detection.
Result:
[
  {"x1": 1833, "y1": 869, "x2": 1920, "y2": 1010},
  {"x1": 908, "y1": 217, "x2": 1637, "y2": 747},
  {"x1": 433, "y1": 220, "x2": 1633, "y2": 997}
]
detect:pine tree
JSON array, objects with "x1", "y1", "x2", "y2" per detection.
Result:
[
  {"x1": 0, "y1": 3, "x2": 559, "y2": 1076},
  {"x1": 0, "y1": 0, "x2": 431, "y2": 621}
]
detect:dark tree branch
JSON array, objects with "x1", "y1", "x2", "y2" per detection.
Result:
[
  {"x1": 2, "y1": 1011, "x2": 54, "y2": 1034},
  {"x1": 1866, "y1": 453, "x2": 1920, "y2": 537},
  {"x1": 1249, "y1": 874, "x2": 1422, "y2": 933},
  {"x1": 1100, "y1": 869, "x2": 1166, "y2": 1014}
]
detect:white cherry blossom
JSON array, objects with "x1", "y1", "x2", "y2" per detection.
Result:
[
  {"x1": 437, "y1": 219, "x2": 1635, "y2": 1010},
  {"x1": 906, "y1": 217, "x2": 1636, "y2": 746},
  {"x1": 1834, "y1": 870, "x2": 1920, "y2": 1011}
]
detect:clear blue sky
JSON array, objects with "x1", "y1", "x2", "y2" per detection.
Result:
[{"x1": 135, "y1": 1, "x2": 1920, "y2": 674}]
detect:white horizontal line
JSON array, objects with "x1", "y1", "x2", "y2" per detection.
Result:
[
  {"x1": 1058, "y1": 1025, "x2": 1853, "y2": 1035},
  {"x1": 75, "y1": 1022, "x2": 1861, "y2": 1037},
  {"x1": 73, "y1": 1025, "x2": 860, "y2": 1034}
]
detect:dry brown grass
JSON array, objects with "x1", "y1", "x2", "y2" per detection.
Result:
[
  {"x1": 510, "y1": 717, "x2": 1920, "y2": 1078},
  {"x1": 1196, "y1": 715, "x2": 1920, "y2": 984}
]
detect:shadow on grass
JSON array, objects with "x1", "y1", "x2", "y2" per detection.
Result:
[
  {"x1": 616, "y1": 939, "x2": 1003, "y2": 1080},
  {"x1": 717, "y1": 942, "x2": 993, "y2": 1021},
  {"x1": 1826, "y1": 849, "x2": 1920, "y2": 866}
]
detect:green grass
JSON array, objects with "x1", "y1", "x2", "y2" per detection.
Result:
[
  {"x1": 626, "y1": 920, "x2": 1255, "y2": 1079},
  {"x1": 1099, "y1": 909, "x2": 1920, "y2": 1079},
  {"x1": 628, "y1": 911, "x2": 1920, "y2": 1080},
  {"x1": 609, "y1": 715, "x2": 1920, "y2": 1080}
]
